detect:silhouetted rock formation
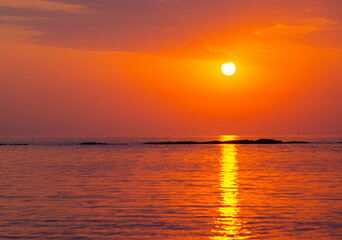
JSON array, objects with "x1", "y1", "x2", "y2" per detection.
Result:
[
  {"x1": 144, "y1": 139, "x2": 308, "y2": 145},
  {"x1": 256, "y1": 139, "x2": 283, "y2": 144}
]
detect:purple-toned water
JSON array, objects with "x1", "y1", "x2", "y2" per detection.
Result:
[{"x1": 0, "y1": 136, "x2": 341, "y2": 239}]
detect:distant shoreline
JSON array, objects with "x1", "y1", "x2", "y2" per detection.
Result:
[
  {"x1": 1, "y1": 138, "x2": 342, "y2": 146},
  {"x1": 144, "y1": 139, "x2": 308, "y2": 145}
]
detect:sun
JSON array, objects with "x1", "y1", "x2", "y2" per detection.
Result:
[{"x1": 221, "y1": 62, "x2": 236, "y2": 76}]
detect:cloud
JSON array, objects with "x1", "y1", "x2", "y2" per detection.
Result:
[
  {"x1": 305, "y1": 8, "x2": 319, "y2": 13},
  {"x1": 254, "y1": 18, "x2": 338, "y2": 36},
  {"x1": 0, "y1": 0, "x2": 92, "y2": 14},
  {"x1": 0, "y1": 23, "x2": 44, "y2": 42},
  {"x1": 0, "y1": 15, "x2": 47, "y2": 22},
  {"x1": 163, "y1": 27, "x2": 172, "y2": 32}
]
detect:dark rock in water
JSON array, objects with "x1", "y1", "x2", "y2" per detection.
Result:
[
  {"x1": 80, "y1": 142, "x2": 109, "y2": 145},
  {"x1": 145, "y1": 138, "x2": 309, "y2": 145},
  {"x1": 255, "y1": 139, "x2": 283, "y2": 144},
  {"x1": 221, "y1": 139, "x2": 284, "y2": 144},
  {"x1": 0, "y1": 143, "x2": 7, "y2": 145},
  {"x1": 286, "y1": 141, "x2": 308, "y2": 144},
  {"x1": 225, "y1": 139, "x2": 263, "y2": 144},
  {"x1": 205, "y1": 141, "x2": 222, "y2": 144}
]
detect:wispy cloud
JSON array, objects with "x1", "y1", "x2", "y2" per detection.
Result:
[
  {"x1": 163, "y1": 27, "x2": 172, "y2": 32},
  {"x1": 254, "y1": 18, "x2": 338, "y2": 36},
  {"x1": 0, "y1": 23, "x2": 44, "y2": 42},
  {"x1": 0, "y1": 15, "x2": 47, "y2": 22},
  {"x1": 0, "y1": 0, "x2": 92, "y2": 14},
  {"x1": 305, "y1": 8, "x2": 319, "y2": 13}
]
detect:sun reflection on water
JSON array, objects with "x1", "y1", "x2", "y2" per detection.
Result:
[{"x1": 211, "y1": 135, "x2": 249, "y2": 240}]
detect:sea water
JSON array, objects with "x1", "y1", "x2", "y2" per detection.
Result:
[{"x1": 0, "y1": 136, "x2": 341, "y2": 239}]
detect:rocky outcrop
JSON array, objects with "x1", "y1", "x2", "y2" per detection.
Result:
[{"x1": 144, "y1": 139, "x2": 308, "y2": 145}]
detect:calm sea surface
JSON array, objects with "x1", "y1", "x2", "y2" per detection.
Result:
[{"x1": 0, "y1": 136, "x2": 341, "y2": 239}]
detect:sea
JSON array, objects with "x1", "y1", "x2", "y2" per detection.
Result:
[{"x1": 0, "y1": 135, "x2": 341, "y2": 239}]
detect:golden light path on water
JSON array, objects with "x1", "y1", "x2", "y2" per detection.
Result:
[{"x1": 211, "y1": 136, "x2": 250, "y2": 240}]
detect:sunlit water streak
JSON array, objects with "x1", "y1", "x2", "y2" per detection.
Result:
[{"x1": 212, "y1": 136, "x2": 249, "y2": 239}]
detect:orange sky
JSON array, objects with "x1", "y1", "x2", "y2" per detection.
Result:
[{"x1": 0, "y1": 0, "x2": 341, "y2": 136}]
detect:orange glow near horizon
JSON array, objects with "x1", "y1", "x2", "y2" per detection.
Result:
[{"x1": 0, "y1": 0, "x2": 341, "y2": 136}]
